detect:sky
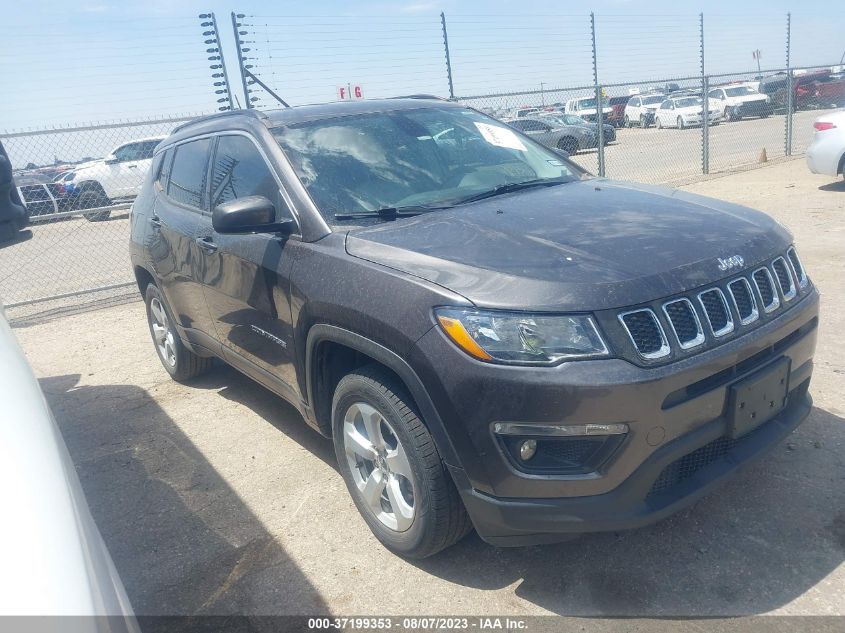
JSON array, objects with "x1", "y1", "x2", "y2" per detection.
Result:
[{"x1": 1, "y1": 0, "x2": 843, "y2": 165}]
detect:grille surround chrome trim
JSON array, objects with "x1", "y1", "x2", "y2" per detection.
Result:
[
  {"x1": 752, "y1": 266, "x2": 780, "y2": 313},
  {"x1": 697, "y1": 288, "x2": 735, "y2": 337},
  {"x1": 772, "y1": 256, "x2": 797, "y2": 301},
  {"x1": 617, "y1": 308, "x2": 671, "y2": 359},
  {"x1": 661, "y1": 298, "x2": 705, "y2": 349},
  {"x1": 727, "y1": 277, "x2": 759, "y2": 326},
  {"x1": 787, "y1": 246, "x2": 808, "y2": 289}
]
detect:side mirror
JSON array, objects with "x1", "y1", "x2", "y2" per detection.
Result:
[
  {"x1": 104, "y1": 155, "x2": 119, "y2": 165},
  {"x1": 552, "y1": 148, "x2": 569, "y2": 159},
  {"x1": 212, "y1": 195, "x2": 294, "y2": 235}
]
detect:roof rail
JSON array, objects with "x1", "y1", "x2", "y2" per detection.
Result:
[
  {"x1": 170, "y1": 109, "x2": 270, "y2": 134},
  {"x1": 391, "y1": 94, "x2": 448, "y2": 101}
]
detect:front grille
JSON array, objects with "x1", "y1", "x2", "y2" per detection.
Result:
[
  {"x1": 788, "y1": 247, "x2": 807, "y2": 288},
  {"x1": 728, "y1": 278, "x2": 758, "y2": 325},
  {"x1": 698, "y1": 288, "x2": 733, "y2": 336},
  {"x1": 663, "y1": 298, "x2": 703, "y2": 348},
  {"x1": 753, "y1": 267, "x2": 780, "y2": 312},
  {"x1": 772, "y1": 257, "x2": 797, "y2": 301},
  {"x1": 618, "y1": 309, "x2": 669, "y2": 358}
]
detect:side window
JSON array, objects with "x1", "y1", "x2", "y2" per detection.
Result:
[
  {"x1": 210, "y1": 135, "x2": 289, "y2": 218},
  {"x1": 167, "y1": 138, "x2": 211, "y2": 209},
  {"x1": 156, "y1": 148, "x2": 173, "y2": 190},
  {"x1": 520, "y1": 120, "x2": 541, "y2": 132},
  {"x1": 113, "y1": 143, "x2": 140, "y2": 162},
  {"x1": 509, "y1": 120, "x2": 526, "y2": 131},
  {"x1": 632, "y1": 98, "x2": 641, "y2": 107},
  {"x1": 138, "y1": 140, "x2": 159, "y2": 160},
  {"x1": 660, "y1": 100, "x2": 671, "y2": 110}
]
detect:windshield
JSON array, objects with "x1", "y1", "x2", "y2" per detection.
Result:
[
  {"x1": 543, "y1": 114, "x2": 586, "y2": 126},
  {"x1": 576, "y1": 98, "x2": 606, "y2": 109},
  {"x1": 724, "y1": 86, "x2": 758, "y2": 96},
  {"x1": 642, "y1": 95, "x2": 665, "y2": 105},
  {"x1": 674, "y1": 97, "x2": 702, "y2": 108},
  {"x1": 272, "y1": 106, "x2": 579, "y2": 224}
]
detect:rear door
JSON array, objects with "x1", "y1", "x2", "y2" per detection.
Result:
[
  {"x1": 195, "y1": 133, "x2": 300, "y2": 392},
  {"x1": 149, "y1": 137, "x2": 218, "y2": 342}
]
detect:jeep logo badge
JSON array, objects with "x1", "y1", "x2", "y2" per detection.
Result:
[{"x1": 717, "y1": 255, "x2": 745, "y2": 271}]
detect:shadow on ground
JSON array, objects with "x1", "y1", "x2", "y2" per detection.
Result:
[
  {"x1": 40, "y1": 373, "x2": 329, "y2": 617},
  {"x1": 819, "y1": 180, "x2": 845, "y2": 192}
]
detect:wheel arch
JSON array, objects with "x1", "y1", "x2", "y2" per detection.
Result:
[
  {"x1": 837, "y1": 151, "x2": 845, "y2": 175},
  {"x1": 305, "y1": 324, "x2": 463, "y2": 469},
  {"x1": 133, "y1": 264, "x2": 156, "y2": 296}
]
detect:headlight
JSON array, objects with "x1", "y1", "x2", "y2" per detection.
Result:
[{"x1": 434, "y1": 308, "x2": 609, "y2": 365}]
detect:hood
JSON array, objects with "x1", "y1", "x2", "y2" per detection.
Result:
[{"x1": 345, "y1": 180, "x2": 792, "y2": 311}]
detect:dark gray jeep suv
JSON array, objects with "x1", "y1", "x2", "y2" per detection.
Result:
[{"x1": 129, "y1": 99, "x2": 818, "y2": 558}]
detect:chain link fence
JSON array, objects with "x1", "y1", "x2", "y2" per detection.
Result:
[{"x1": 2, "y1": 10, "x2": 843, "y2": 323}]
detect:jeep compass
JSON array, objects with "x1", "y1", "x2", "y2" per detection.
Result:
[{"x1": 129, "y1": 99, "x2": 818, "y2": 558}]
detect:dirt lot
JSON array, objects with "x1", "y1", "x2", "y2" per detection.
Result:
[{"x1": 12, "y1": 159, "x2": 845, "y2": 619}]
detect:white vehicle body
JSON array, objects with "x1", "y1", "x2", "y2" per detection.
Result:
[
  {"x1": 654, "y1": 96, "x2": 721, "y2": 129},
  {"x1": 707, "y1": 85, "x2": 773, "y2": 120},
  {"x1": 623, "y1": 93, "x2": 665, "y2": 127},
  {"x1": 514, "y1": 107, "x2": 541, "y2": 118},
  {"x1": 68, "y1": 137, "x2": 163, "y2": 201},
  {"x1": 564, "y1": 97, "x2": 613, "y2": 122},
  {"x1": 806, "y1": 110, "x2": 845, "y2": 178},
  {"x1": 0, "y1": 309, "x2": 137, "y2": 626}
]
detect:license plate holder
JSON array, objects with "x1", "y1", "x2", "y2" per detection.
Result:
[{"x1": 727, "y1": 357, "x2": 790, "y2": 439}]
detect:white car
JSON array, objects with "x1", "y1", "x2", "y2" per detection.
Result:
[
  {"x1": 654, "y1": 96, "x2": 721, "y2": 129},
  {"x1": 0, "y1": 308, "x2": 137, "y2": 626},
  {"x1": 806, "y1": 110, "x2": 845, "y2": 181},
  {"x1": 564, "y1": 96, "x2": 613, "y2": 122},
  {"x1": 623, "y1": 93, "x2": 665, "y2": 128},
  {"x1": 707, "y1": 84, "x2": 774, "y2": 121},
  {"x1": 67, "y1": 136, "x2": 164, "y2": 220}
]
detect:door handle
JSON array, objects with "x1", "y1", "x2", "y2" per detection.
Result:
[
  {"x1": 127, "y1": 164, "x2": 138, "y2": 169},
  {"x1": 149, "y1": 216, "x2": 162, "y2": 228},
  {"x1": 196, "y1": 236, "x2": 218, "y2": 252}
]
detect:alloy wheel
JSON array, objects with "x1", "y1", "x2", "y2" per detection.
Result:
[
  {"x1": 149, "y1": 297, "x2": 177, "y2": 367},
  {"x1": 342, "y1": 402, "x2": 416, "y2": 532}
]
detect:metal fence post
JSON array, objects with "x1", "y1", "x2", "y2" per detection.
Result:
[
  {"x1": 785, "y1": 13, "x2": 793, "y2": 156},
  {"x1": 440, "y1": 12, "x2": 455, "y2": 100},
  {"x1": 700, "y1": 13, "x2": 709, "y2": 174},
  {"x1": 231, "y1": 12, "x2": 253, "y2": 109},
  {"x1": 200, "y1": 13, "x2": 234, "y2": 111},
  {"x1": 591, "y1": 13, "x2": 605, "y2": 177}
]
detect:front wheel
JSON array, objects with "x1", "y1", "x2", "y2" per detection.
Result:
[
  {"x1": 332, "y1": 365, "x2": 472, "y2": 558},
  {"x1": 639, "y1": 114, "x2": 647, "y2": 128},
  {"x1": 656, "y1": 116, "x2": 663, "y2": 129},
  {"x1": 558, "y1": 136, "x2": 579, "y2": 155},
  {"x1": 77, "y1": 189, "x2": 112, "y2": 221},
  {"x1": 677, "y1": 116, "x2": 685, "y2": 129},
  {"x1": 623, "y1": 115, "x2": 631, "y2": 128}
]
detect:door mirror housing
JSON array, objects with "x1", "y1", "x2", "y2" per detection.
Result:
[
  {"x1": 552, "y1": 148, "x2": 570, "y2": 159},
  {"x1": 213, "y1": 195, "x2": 294, "y2": 235}
]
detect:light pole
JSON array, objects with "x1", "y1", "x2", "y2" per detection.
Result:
[{"x1": 540, "y1": 82, "x2": 545, "y2": 106}]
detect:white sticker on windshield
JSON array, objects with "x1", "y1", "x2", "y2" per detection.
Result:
[{"x1": 474, "y1": 122, "x2": 527, "y2": 151}]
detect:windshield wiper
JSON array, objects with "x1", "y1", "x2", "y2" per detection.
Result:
[
  {"x1": 334, "y1": 204, "x2": 449, "y2": 221},
  {"x1": 451, "y1": 178, "x2": 570, "y2": 205}
]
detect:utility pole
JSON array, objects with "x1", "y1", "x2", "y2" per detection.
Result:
[{"x1": 540, "y1": 82, "x2": 545, "y2": 106}]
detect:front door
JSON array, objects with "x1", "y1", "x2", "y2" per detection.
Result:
[{"x1": 195, "y1": 134, "x2": 299, "y2": 392}]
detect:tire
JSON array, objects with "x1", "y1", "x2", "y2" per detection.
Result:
[
  {"x1": 677, "y1": 116, "x2": 685, "y2": 130},
  {"x1": 558, "y1": 136, "x2": 578, "y2": 155},
  {"x1": 77, "y1": 188, "x2": 112, "y2": 221},
  {"x1": 332, "y1": 365, "x2": 472, "y2": 558},
  {"x1": 656, "y1": 116, "x2": 663, "y2": 129},
  {"x1": 623, "y1": 115, "x2": 630, "y2": 128},
  {"x1": 639, "y1": 114, "x2": 647, "y2": 128},
  {"x1": 725, "y1": 106, "x2": 736, "y2": 122},
  {"x1": 144, "y1": 283, "x2": 212, "y2": 381}
]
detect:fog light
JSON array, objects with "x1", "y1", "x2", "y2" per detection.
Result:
[{"x1": 519, "y1": 439, "x2": 537, "y2": 461}]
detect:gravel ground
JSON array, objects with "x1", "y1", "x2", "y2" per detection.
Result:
[{"x1": 11, "y1": 158, "x2": 845, "y2": 621}]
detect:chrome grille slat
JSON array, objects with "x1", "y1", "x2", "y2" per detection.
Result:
[
  {"x1": 698, "y1": 288, "x2": 734, "y2": 337},
  {"x1": 618, "y1": 309, "x2": 670, "y2": 359},
  {"x1": 727, "y1": 277, "x2": 759, "y2": 325},
  {"x1": 772, "y1": 256, "x2": 797, "y2": 301},
  {"x1": 662, "y1": 298, "x2": 704, "y2": 349},
  {"x1": 787, "y1": 247, "x2": 808, "y2": 289},
  {"x1": 752, "y1": 267, "x2": 780, "y2": 313}
]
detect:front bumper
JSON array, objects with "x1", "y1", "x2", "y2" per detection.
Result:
[{"x1": 409, "y1": 288, "x2": 818, "y2": 545}]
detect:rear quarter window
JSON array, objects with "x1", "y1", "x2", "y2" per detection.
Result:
[{"x1": 167, "y1": 138, "x2": 211, "y2": 209}]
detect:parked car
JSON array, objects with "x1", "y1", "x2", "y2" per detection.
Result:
[
  {"x1": 760, "y1": 71, "x2": 845, "y2": 110},
  {"x1": 654, "y1": 96, "x2": 721, "y2": 129},
  {"x1": 0, "y1": 308, "x2": 138, "y2": 626},
  {"x1": 564, "y1": 96, "x2": 613, "y2": 122},
  {"x1": 130, "y1": 100, "x2": 817, "y2": 558},
  {"x1": 0, "y1": 141, "x2": 28, "y2": 244},
  {"x1": 67, "y1": 136, "x2": 164, "y2": 221},
  {"x1": 513, "y1": 107, "x2": 541, "y2": 118},
  {"x1": 606, "y1": 96, "x2": 630, "y2": 127},
  {"x1": 623, "y1": 93, "x2": 666, "y2": 128},
  {"x1": 708, "y1": 84, "x2": 774, "y2": 121},
  {"x1": 806, "y1": 110, "x2": 845, "y2": 181},
  {"x1": 507, "y1": 116, "x2": 614, "y2": 154},
  {"x1": 539, "y1": 113, "x2": 616, "y2": 144}
]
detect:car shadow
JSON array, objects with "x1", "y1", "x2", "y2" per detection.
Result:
[
  {"x1": 409, "y1": 405, "x2": 845, "y2": 616},
  {"x1": 818, "y1": 180, "x2": 845, "y2": 192},
  {"x1": 0, "y1": 228, "x2": 32, "y2": 248},
  {"x1": 39, "y1": 373, "x2": 330, "y2": 618}
]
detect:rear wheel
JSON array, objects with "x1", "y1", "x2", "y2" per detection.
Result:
[
  {"x1": 77, "y1": 189, "x2": 111, "y2": 221},
  {"x1": 558, "y1": 136, "x2": 579, "y2": 155},
  {"x1": 623, "y1": 114, "x2": 630, "y2": 128},
  {"x1": 639, "y1": 114, "x2": 647, "y2": 128},
  {"x1": 656, "y1": 116, "x2": 663, "y2": 129},
  {"x1": 144, "y1": 284, "x2": 212, "y2": 381},
  {"x1": 332, "y1": 365, "x2": 471, "y2": 558}
]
